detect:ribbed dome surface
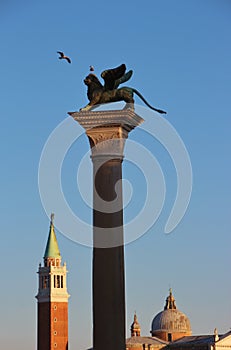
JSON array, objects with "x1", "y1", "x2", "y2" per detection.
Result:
[
  {"x1": 151, "y1": 308, "x2": 191, "y2": 333},
  {"x1": 151, "y1": 289, "x2": 191, "y2": 339}
]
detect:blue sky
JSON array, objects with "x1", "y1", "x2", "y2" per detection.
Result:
[{"x1": 0, "y1": 1, "x2": 231, "y2": 349}]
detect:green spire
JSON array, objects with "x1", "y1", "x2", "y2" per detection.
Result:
[{"x1": 44, "y1": 213, "x2": 61, "y2": 258}]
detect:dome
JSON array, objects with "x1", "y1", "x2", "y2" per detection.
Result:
[
  {"x1": 151, "y1": 289, "x2": 191, "y2": 341},
  {"x1": 151, "y1": 308, "x2": 191, "y2": 333}
]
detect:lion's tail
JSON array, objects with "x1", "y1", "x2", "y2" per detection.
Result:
[{"x1": 131, "y1": 88, "x2": 167, "y2": 114}]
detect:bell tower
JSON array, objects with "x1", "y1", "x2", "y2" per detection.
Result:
[
  {"x1": 130, "y1": 313, "x2": 141, "y2": 337},
  {"x1": 36, "y1": 214, "x2": 70, "y2": 350}
]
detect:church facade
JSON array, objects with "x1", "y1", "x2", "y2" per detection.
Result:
[{"x1": 126, "y1": 290, "x2": 231, "y2": 350}]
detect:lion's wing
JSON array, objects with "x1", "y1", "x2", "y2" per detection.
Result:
[
  {"x1": 101, "y1": 64, "x2": 126, "y2": 90},
  {"x1": 114, "y1": 70, "x2": 133, "y2": 89}
]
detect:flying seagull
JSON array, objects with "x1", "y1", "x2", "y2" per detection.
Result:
[{"x1": 57, "y1": 51, "x2": 71, "y2": 64}]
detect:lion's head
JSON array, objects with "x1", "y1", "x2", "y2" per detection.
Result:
[{"x1": 84, "y1": 74, "x2": 102, "y2": 88}]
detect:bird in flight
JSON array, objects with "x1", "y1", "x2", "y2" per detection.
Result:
[
  {"x1": 90, "y1": 65, "x2": 94, "y2": 72},
  {"x1": 57, "y1": 51, "x2": 71, "y2": 64}
]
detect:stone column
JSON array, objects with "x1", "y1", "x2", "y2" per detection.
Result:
[{"x1": 70, "y1": 109, "x2": 143, "y2": 350}]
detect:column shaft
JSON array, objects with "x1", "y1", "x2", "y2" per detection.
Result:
[
  {"x1": 70, "y1": 109, "x2": 144, "y2": 350},
  {"x1": 93, "y1": 158, "x2": 125, "y2": 350}
]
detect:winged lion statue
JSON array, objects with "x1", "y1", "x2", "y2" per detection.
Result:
[{"x1": 80, "y1": 64, "x2": 166, "y2": 114}]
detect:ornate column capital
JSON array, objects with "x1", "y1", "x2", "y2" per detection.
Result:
[{"x1": 69, "y1": 109, "x2": 144, "y2": 160}]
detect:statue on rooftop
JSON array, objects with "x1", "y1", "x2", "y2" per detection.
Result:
[{"x1": 80, "y1": 64, "x2": 167, "y2": 114}]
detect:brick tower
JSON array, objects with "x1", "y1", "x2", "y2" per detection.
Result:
[{"x1": 36, "y1": 214, "x2": 70, "y2": 350}]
